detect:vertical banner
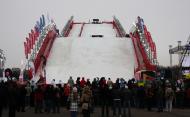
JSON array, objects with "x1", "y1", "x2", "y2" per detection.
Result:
[
  {"x1": 28, "y1": 60, "x2": 35, "y2": 80},
  {"x1": 31, "y1": 29, "x2": 35, "y2": 45},
  {"x1": 40, "y1": 17, "x2": 43, "y2": 29},
  {"x1": 31, "y1": 29, "x2": 36, "y2": 58},
  {"x1": 34, "y1": 26, "x2": 39, "y2": 38},
  {"x1": 36, "y1": 21, "x2": 41, "y2": 33},
  {"x1": 42, "y1": 14, "x2": 45, "y2": 27},
  {"x1": 29, "y1": 33, "x2": 33, "y2": 49},
  {"x1": 153, "y1": 42, "x2": 157, "y2": 59},
  {"x1": 24, "y1": 42, "x2": 28, "y2": 59},
  {"x1": 26, "y1": 37, "x2": 31, "y2": 54}
]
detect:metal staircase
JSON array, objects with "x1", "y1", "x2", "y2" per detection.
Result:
[{"x1": 129, "y1": 16, "x2": 157, "y2": 72}]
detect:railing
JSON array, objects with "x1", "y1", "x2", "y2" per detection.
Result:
[
  {"x1": 113, "y1": 16, "x2": 126, "y2": 37},
  {"x1": 61, "y1": 16, "x2": 74, "y2": 37},
  {"x1": 129, "y1": 16, "x2": 157, "y2": 72},
  {"x1": 130, "y1": 33, "x2": 144, "y2": 71},
  {"x1": 79, "y1": 23, "x2": 85, "y2": 37},
  {"x1": 23, "y1": 14, "x2": 57, "y2": 81},
  {"x1": 34, "y1": 30, "x2": 56, "y2": 73}
]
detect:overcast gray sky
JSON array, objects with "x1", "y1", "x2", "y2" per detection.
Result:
[{"x1": 0, "y1": 0, "x2": 190, "y2": 68}]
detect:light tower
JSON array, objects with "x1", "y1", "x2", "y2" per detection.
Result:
[
  {"x1": 0, "y1": 49, "x2": 6, "y2": 69},
  {"x1": 177, "y1": 41, "x2": 182, "y2": 64},
  {"x1": 169, "y1": 45, "x2": 173, "y2": 67},
  {"x1": 169, "y1": 35, "x2": 190, "y2": 79},
  {"x1": 0, "y1": 49, "x2": 6, "y2": 78}
]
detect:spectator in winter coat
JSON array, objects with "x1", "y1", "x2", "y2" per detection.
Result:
[
  {"x1": 120, "y1": 85, "x2": 131, "y2": 116},
  {"x1": 156, "y1": 86, "x2": 164, "y2": 112},
  {"x1": 0, "y1": 81, "x2": 8, "y2": 117},
  {"x1": 34, "y1": 85, "x2": 43, "y2": 113},
  {"x1": 107, "y1": 78, "x2": 113, "y2": 89},
  {"x1": 63, "y1": 84, "x2": 71, "y2": 106},
  {"x1": 112, "y1": 84, "x2": 122, "y2": 117},
  {"x1": 8, "y1": 81, "x2": 18, "y2": 117},
  {"x1": 145, "y1": 86, "x2": 154, "y2": 111},
  {"x1": 68, "y1": 87, "x2": 80, "y2": 117},
  {"x1": 80, "y1": 78, "x2": 86, "y2": 88},
  {"x1": 81, "y1": 86, "x2": 92, "y2": 117},
  {"x1": 86, "y1": 79, "x2": 91, "y2": 87},
  {"x1": 76, "y1": 77, "x2": 81, "y2": 90},
  {"x1": 17, "y1": 85, "x2": 27, "y2": 112},
  {"x1": 165, "y1": 85, "x2": 174, "y2": 112},
  {"x1": 68, "y1": 76, "x2": 74, "y2": 88},
  {"x1": 99, "y1": 77, "x2": 111, "y2": 117},
  {"x1": 92, "y1": 78, "x2": 98, "y2": 89},
  {"x1": 186, "y1": 87, "x2": 190, "y2": 107},
  {"x1": 136, "y1": 86, "x2": 145, "y2": 108},
  {"x1": 25, "y1": 83, "x2": 32, "y2": 107}
]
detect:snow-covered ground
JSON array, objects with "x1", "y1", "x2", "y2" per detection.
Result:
[
  {"x1": 68, "y1": 24, "x2": 82, "y2": 37},
  {"x1": 45, "y1": 23, "x2": 135, "y2": 83},
  {"x1": 46, "y1": 37, "x2": 135, "y2": 83},
  {"x1": 81, "y1": 23, "x2": 117, "y2": 37}
]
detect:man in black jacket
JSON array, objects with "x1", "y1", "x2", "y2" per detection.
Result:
[
  {"x1": 8, "y1": 81, "x2": 18, "y2": 117},
  {"x1": 99, "y1": 77, "x2": 111, "y2": 117},
  {"x1": 0, "y1": 81, "x2": 7, "y2": 117}
]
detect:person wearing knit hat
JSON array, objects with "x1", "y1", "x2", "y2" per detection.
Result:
[{"x1": 73, "y1": 87, "x2": 78, "y2": 93}]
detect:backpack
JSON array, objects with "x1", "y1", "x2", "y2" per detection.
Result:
[{"x1": 166, "y1": 90, "x2": 173, "y2": 98}]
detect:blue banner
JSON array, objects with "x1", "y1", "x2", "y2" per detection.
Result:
[
  {"x1": 36, "y1": 21, "x2": 41, "y2": 33},
  {"x1": 40, "y1": 17, "x2": 43, "y2": 29},
  {"x1": 42, "y1": 14, "x2": 45, "y2": 27}
]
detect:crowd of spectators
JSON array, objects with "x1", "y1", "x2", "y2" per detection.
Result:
[{"x1": 0, "y1": 76, "x2": 190, "y2": 117}]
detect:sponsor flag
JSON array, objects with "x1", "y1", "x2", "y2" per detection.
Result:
[
  {"x1": 36, "y1": 21, "x2": 41, "y2": 33},
  {"x1": 29, "y1": 33, "x2": 33, "y2": 49},
  {"x1": 28, "y1": 60, "x2": 35, "y2": 80},
  {"x1": 31, "y1": 29, "x2": 35, "y2": 45},
  {"x1": 40, "y1": 17, "x2": 43, "y2": 28},
  {"x1": 42, "y1": 14, "x2": 45, "y2": 27},
  {"x1": 26, "y1": 37, "x2": 31, "y2": 54},
  {"x1": 34, "y1": 26, "x2": 40, "y2": 37},
  {"x1": 24, "y1": 42, "x2": 28, "y2": 59}
]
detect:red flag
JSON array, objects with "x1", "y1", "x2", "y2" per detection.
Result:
[
  {"x1": 34, "y1": 26, "x2": 39, "y2": 37},
  {"x1": 34, "y1": 28, "x2": 39, "y2": 42},
  {"x1": 26, "y1": 37, "x2": 31, "y2": 54},
  {"x1": 24, "y1": 42, "x2": 28, "y2": 59},
  {"x1": 152, "y1": 42, "x2": 157, "y2": 59},
  {"x1": 31, "y1": 29, "x2": 35, "y2": 45},
  {"x1": 28, "y1": 69, "x2": 33, "y2": 80},
  {"x1": 29, "y1": 33, "x2": 33, "y2": 49}
]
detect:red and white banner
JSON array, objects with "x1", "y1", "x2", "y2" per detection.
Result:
[
  {"x1": 29, "y1": 33, "x2": 33, "y2": 49},
  {"x1": 31, "y1": 29, "x2": 35, "y2": 46},
  {"x1": 24, "y1": 42, "x2": 28, "y2": 59},
  {"x1": 26, "y1": 37, "x2": 31, "y2": 54}
]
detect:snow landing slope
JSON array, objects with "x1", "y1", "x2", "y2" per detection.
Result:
[{"x1": 46, "y1": 37, "x2": 135, "y2": 83}]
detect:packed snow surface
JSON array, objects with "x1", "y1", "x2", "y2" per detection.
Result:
[{"x1": 46, "y1": 37, "x2": 135, "y2": 83}]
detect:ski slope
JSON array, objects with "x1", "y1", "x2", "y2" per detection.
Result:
[
  {"x1": 45, "y1": 23, "x2": 135, "y2": 83},
  {"x1": 69, "y1": 24, "x2": 82, "y2": 37},
  {"x1": 81, "y1": 23, "x2": 117, "y2": 37}
]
